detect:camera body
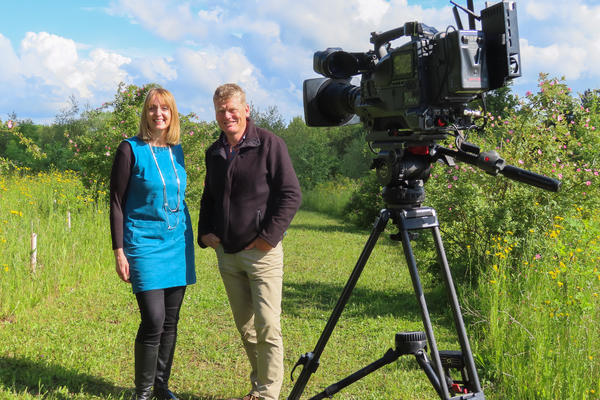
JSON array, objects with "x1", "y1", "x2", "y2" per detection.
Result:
[{"x1": 303, "y1": 1, "x2": 521, "y2": 144}]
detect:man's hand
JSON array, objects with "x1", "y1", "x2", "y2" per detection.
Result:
[
  {"x1": 245, "y1": 237, "x2": 273, "y2": 252},
  {"x1": 201, "y1": 233, "x2": 221, "y2": 249}
]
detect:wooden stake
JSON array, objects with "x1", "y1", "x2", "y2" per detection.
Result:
[{"x1": 30, "y1": 232, "x2": 37, "y2": 273}]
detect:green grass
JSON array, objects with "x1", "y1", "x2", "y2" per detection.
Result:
[
  {"x1": 2, "y1": 172, "x2": 599, "y2": 399},
  {"x1": 0, "y1": 172, "x2": 468, "y2": 399}
]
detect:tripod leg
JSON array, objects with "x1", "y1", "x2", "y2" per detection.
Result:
[
  {"x1": 287, "y1": 210, "x2": 390, "y2": 400},
  {"x1": 397, "y1": 210, "x2": 451, "y2": 400},
  {"x1": 432, "y1": 226, "x2": 482, "y2": 393}
]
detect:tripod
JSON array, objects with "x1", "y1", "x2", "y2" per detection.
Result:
[{"x1": 287, "y1": 143, "x2": 561, "y2": 400}]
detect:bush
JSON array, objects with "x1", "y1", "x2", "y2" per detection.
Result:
[{"x1": 344, "y1": 74, "x2": 600, "y2": 281}]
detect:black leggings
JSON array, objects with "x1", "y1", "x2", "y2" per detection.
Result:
[{"x1": 135, "y1": 286, "x2": 186, "y2": 346}]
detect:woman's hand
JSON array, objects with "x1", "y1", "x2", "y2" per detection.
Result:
[{"x1": 114, "y1": 248, "x2": 131, "y2": 283}]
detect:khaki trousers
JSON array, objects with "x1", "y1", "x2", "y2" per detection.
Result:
[{"x1": 216, "y1": 242, "x2": 284, "y2": 400}]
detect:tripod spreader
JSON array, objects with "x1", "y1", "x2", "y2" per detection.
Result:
[{"x1": 308, "y1": 332, "x2": 439, "y2": 400}]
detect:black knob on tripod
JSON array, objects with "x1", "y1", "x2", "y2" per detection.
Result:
[{"x1": 396, "y1": 331, "x2": 427, "y2": 355}]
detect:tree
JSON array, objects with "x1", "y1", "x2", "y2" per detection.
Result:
[
  {"x1": 280, "y1": 117, "x2": 338, "y2": 189},
  {"x1": 250, "y1": 103, "x2": 287, "y2": 134},
  {"x1": 0, "y1": 115, "x2": 45, "y2": 172}
]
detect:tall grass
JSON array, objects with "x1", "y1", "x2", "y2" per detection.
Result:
[
  {"x1": 0, "y1": 169, "x2": 110, "y2": 320},
  {"x1": 471, "y1": 212, "x2": 600, "y2": 399},
  {"x1": 300, "y1": 177, "x2": 358, "y2": 217}
]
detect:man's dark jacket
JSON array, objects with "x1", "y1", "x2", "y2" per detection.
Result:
[{"x1": 197, "y1": 118, "x2": 302, "y2": 253}]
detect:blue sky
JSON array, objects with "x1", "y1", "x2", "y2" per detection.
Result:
[{"x1": 1, "y1": 0, "x2": 599, "y2": 124}]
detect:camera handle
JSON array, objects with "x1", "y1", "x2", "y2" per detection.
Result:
[
  {"x1": 288, "y1": 206, "x2": 485, "y2": 400},
  {"x1": 370, "y1": 22, "x2": 438, "y2": 59}
]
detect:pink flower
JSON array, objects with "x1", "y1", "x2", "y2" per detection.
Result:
[
  {"x1": 585, "y1": 181, "x2": 591, "y2": 186},
  {"x1": 7, "y1": 120, "x2": 13, "y2": 129},
  {"x1": 518, "y1": 160, "x2": 524, "y2": 164},
  {"x1": 535, "y1": 254, "x2": 541, "y2": 260},
  {"x1": 526, "y1": 91, "x2": 532, "y2": 96}
]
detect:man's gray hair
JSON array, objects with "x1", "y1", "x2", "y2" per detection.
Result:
[{"x1": 213, "y1": 83, "x2": 246, "y2": 105}]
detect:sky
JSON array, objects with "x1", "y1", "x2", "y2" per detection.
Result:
[{"x1": 1, "y1": 0, "x2": 599, "y2": 125}]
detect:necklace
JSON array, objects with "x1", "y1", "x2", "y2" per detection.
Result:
[{"x1": 149, "y1": 144, "x2": 181, "y2": 229}]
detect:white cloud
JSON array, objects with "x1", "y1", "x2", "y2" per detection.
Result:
[
  {"x1": 18, "y1": 32, "x2": 131, "y2": 99},
  {"x1": 523, "y1": 1, "x2": 554, "y2": 20},
  {"x1": 107, "y1": 0, "x2": 209, "y2": 41},
  {"x1": 517, "y1": 0, "x2": 600, "y2": 90},
  {"x1": 0, "y1": 32, "x2": 133, "y2": 120},
  {"x1": 355, "y1": 0, "x2": 390, "y2": 24},
  {"x1": 520, "y1": 39, "x2": 590, "y2": 82},
  {"x1": 20, "y1": 32, "x2": 81, "y2": 92},
  {"x1": 130, "y1": 56, "x2": 177, "y2": 82},
  {"x1": 0, "y1": 34, "x2": 22, "y2": 84},
  {"x1": 176, "y1": 46, "x2": 262, "y2": 93}
]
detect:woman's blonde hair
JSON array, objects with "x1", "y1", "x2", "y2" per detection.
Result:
[{"x1": 138, "y1": 88, "x2": 181, "y2": 145}]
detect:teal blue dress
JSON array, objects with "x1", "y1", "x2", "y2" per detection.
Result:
[{"x1": 123, "y1": 137, "x2": 196, "y2": 293}]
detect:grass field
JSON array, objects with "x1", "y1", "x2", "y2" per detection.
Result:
[
  {"x1": 1, "y1": 171, "x2": 599, "y2": 399},
  {"x1": 0, "y1": 171, "x2": 463, "y2": 399}
]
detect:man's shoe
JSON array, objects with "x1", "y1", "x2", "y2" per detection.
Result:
[{"x1": 226, "y1": 395, "x2": 261, "y2": 400}]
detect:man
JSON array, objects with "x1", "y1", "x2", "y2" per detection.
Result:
[{"x1": 197, "y1": 83, "x2": 302, "y2": 400}]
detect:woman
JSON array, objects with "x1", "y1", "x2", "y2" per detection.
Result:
[{"x1": 109, "y1": 88, "x2": 196, "y2": 400}]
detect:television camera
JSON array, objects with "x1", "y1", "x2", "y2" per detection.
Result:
[{"x1": 289, "y1": 1, "x2": 561, "y2": 400}]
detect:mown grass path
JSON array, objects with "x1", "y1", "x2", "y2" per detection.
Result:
[{"x1": 1, "y1": 209, "x2": 467, "y2": 399}]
